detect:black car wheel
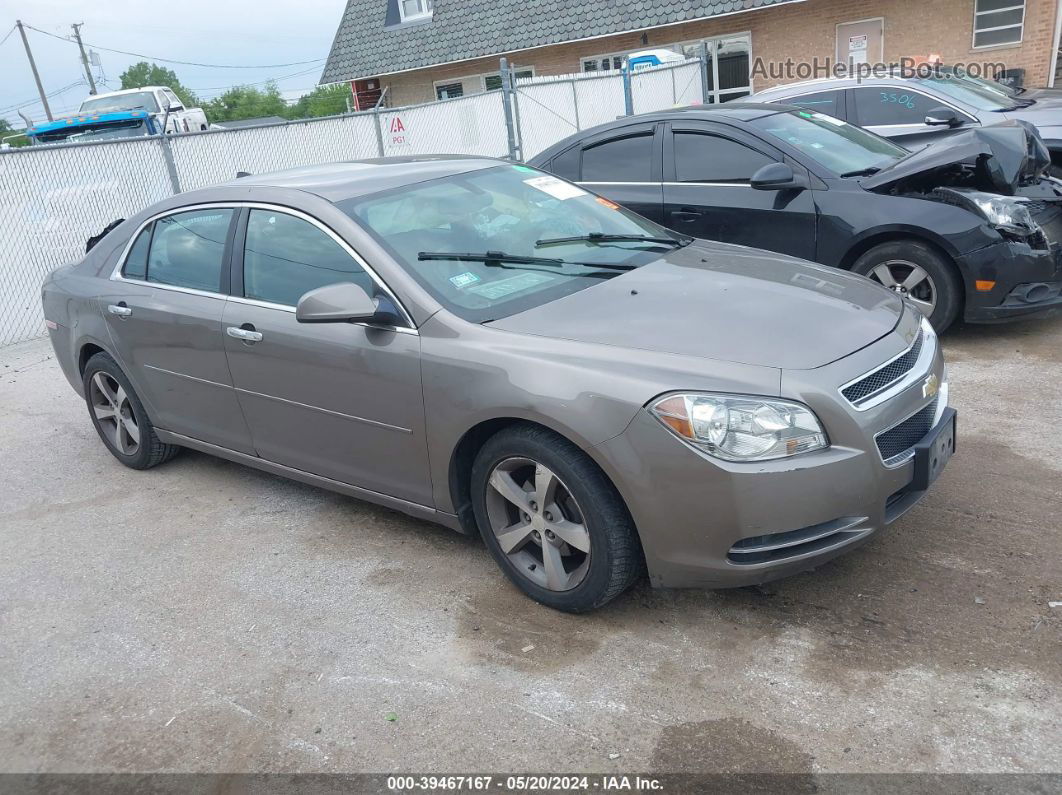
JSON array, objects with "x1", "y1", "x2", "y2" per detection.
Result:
[
  {"x1": 82, "y1": 352, "x2": 181, "y2": 470},
  {"x1": 851, "y1": 241, "x2": 961, "y2": 331},
  {"x1": 471, "y1": 423, "x2": 642, "y2": 612}
]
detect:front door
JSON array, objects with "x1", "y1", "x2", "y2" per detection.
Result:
[
  {"x1": 836, "y1": 18, "x2": 883, "y2": 69},
  {"x1": 661, "y1": 123, "x2": 818, "y2": 260},
  {"x1": 222, "y1": 206, "x2": 432, "y2": 505},
  {"x1": 99, "y1": 207, "x2": 255, "y2": 453},
  {"x1": 574, "y1": 122, "x2": 665, "y2": 223}
]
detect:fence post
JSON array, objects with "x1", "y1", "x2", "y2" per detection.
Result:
[
  {"x1": 570, "y1": 79, "x2": 581, "y2": 130},
  {"x1": 622, "y1": 66, "x2": 634, "y2": 116},
  {"x1": 158, "y1": 134, "x2": 181, "y2": 195},
  {"x1": 499, "y1": 57, "x2": 521, "y2": 161},
  {"x1": 699, "y1": 41, "x2": 712, "y2": 105},
  {"x1": 373, "y1": 106, "x2": 385, "y2": 157}
]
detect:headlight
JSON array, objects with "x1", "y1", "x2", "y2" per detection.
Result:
[
  {"x1": 938, "y1": 188, "x2": 1044, "y2": 245},
  {"x1": 649, "y1": 393, "x2": 828, "y2": 462}
]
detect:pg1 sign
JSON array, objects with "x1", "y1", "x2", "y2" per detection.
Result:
[{"x1": 388, "y1": 116, "x2": 408, "y2": 147}]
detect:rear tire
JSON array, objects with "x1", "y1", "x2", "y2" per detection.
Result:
[
  {"x1": 470, "y1": 424, "x2": 642, "y2": 612},
  {"x1": 82, "y1": 352, "x2": 181, "y2": 470},
  {"x1": 851, "y1": 240, "x2": 962, "y2": 332}
]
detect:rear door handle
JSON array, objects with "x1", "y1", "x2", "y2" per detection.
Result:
[
  {"x1": 107, "y1": 303, "x2": 132, "y2": 317},
  {"x1": 226, "y1": 326, "x2": 263, "y2": 343}
]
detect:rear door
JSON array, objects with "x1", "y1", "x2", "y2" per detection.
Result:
[
  {"x1": 849, "y1": 85, "x2": 977, "y2": 148},
  {"x1": 571, "y1": 122, "x2": 665, "y2": 222},
  {"x1": 221, "y1": 205, "x2": 432, "y2": 505},
  {"x1": 99, "y1": 206, "x2": 256, "y2": 453},
  {"x1": 661, "y1": 122, "x2": 818, "y2": 259}
]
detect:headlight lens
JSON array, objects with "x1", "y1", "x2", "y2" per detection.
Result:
[
  {"x1": 649, "y1": 393, "x2": 828, "y2": 462},
  {"x1": 939, "y1": 188, "x2": 1044, "y2": 245}
]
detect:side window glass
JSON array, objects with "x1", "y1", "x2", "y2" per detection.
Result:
[
  {"x1": 550, "y1": 146, "x2": 581, "y2": 181},
  {"x1": 787, "y1": 90, "x2": 843, "y2": 119},
  {"x1": 244, "y1": 210, "x2": 372, "y2": 306},
  {"x1": 673, "y1": 132, "x2": 774, "y2": 182},
  {"x1": 581, "y1": 133, "x2": 653, "y2": 182},
  {"x1": 853, "y1": 88, "x2": 933, "y2": 126},
  {"x1": 146, "y1": 209, "x2": 233, "y2": 292},
  {"x1": 122, "y1": 225, "x2": 151, "y2": 280}
]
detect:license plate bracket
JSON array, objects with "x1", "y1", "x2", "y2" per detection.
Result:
[{"x1": 911, "y1": 408, "x2": 957, "y2": 491}]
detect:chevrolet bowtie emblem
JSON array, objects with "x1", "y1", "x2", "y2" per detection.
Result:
[{"x1": 922, "y1": 373, "x2": 940, "y2": 399}]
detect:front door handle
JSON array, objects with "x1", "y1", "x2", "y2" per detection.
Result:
[
  {"x1": 227, "y1": 326, "x2": 263, "y2": 343},
  {"x1": 670, "y1": 209, "x2": 702, "y2": 222},
  {"x1": 107, "y1": 303, "x2": 132, "y2": 318}
]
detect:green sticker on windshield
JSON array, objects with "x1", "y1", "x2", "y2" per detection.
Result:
[
  {"x1": 798, "y1": 111, "x2": 814, "y2": 118},
  {"x1": 513, "y1": 165, "x2": 536, "y2": 173}
]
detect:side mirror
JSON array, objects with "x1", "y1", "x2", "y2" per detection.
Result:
[
  {"x1": 925, "y1": 107, "x2": 963, "y2": 128},
  {"x1": 750, "y1": 162, "x2": 807, "y2": 191},
  {"x1": 296, "y1": 282, "x2": 380, "y2": 324}
]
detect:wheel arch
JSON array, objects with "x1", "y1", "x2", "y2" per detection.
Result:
[{"x1": 838, "y1": 228, "x2": 963, "y2": 274}]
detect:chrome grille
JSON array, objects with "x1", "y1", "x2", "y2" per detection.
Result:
[
  {"x1": 842, "y1": 329, "x2": 924, "y2": 406},
  {"x1": 875, "y1": 397, "x2": 938, "y2": 465}
]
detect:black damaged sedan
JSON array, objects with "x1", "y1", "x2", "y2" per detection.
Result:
[{"x1": 530, "y1": 104, "x2": 1062, "y2": 331}]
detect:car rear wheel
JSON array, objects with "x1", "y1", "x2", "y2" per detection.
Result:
[
  {"x1": 470, "y1": 424, "x2": 642, "y2": 612},
  {"x1": 851, "y1": 241, "x2": 961, "y2": 332},
  {"x1": 82, "y1": 352, "x2": 181, "y2": 470}
]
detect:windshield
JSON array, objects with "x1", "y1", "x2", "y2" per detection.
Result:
[
  {"x1": 79, "y1": 91, "x2": 160, "y2": 114},
  {"x1": 912, "y1": 75, "x2": 1018, "y2": 111},
  {"x1": 341, "y1": 165, "x2": 682, "y2": 322},
  {"x1": 750, "y1": 110, "x2": 908, "y2": 176}
]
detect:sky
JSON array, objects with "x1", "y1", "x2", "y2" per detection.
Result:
[{"x1": 0, "y1": 0, "x2": 348, "y2": 128}]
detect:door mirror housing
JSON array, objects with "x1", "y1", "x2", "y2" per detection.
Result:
[
  {"x1": 296, "y1": 282, "x2": 380, "y2": 324},
  {"x1": 750, "y1": 162, "x2": 808, "y2": 191},
  {"x1": 925, "y1": 107, "x2": 963, "y2": 128}
]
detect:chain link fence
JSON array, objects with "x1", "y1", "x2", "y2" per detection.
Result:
[{"x1": 0, "y1": 58, "x2": 706, "y2": 346}]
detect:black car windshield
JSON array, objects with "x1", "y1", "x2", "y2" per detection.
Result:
[
  {"x1": 750, "y1": 109, "x2": 908, "y2": 176},
  {"x1": 79, "y1": 91, "x2": 160, "y2": 114},
  {"x1": 341, "y1": 164, "x2": 682, "y2": 322},
  {"x1": 912, "y1": 75, "x2": 1019, "y2": 111}
]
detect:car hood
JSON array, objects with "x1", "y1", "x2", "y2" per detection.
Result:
[
  {"x1": 862, "y1": 120, "x2": 1050, "y2": 195},
  {"x1": 487, "y1": 242, "x2": 903, "y2": 371}
]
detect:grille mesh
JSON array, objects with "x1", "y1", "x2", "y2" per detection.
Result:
[
  {"x1": 843, "y1": 329, "x2": 924, "y2": 404},
  {"x1": 876, "y1": 398, "x2": 938, "y2": 463}
]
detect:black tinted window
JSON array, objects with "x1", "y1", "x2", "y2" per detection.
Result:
[
  {"x1": 853, "y1": 88, "x2": 934, "y2": 126},
  {"x1": 581, "y1": 133, "x2": 653, "y2": 182},
  {"x1": 787, "y1": 90, "x2": 843, "y2": 118},
  {"x1": 550, "y1": 146, "x2": 581, "y2": 181},
  {"x1": 122, "y1": 226, "x2": 151, "y2": 280},
  {"x1": 673, "y1": 133, "x2": 774, "y2": 182},
  {"x1": 244, "y1": 210, "x2": 371, "y2": 306},
  {"x1": 146, "y1": 209, "x2": 232, "y2": 292}
]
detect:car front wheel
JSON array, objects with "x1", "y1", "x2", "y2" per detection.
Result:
[
  {"x1": 470, "y1": 424, "x2": 642, "y2": 612},
  {"x1": 82, "y1": 352, "x2": 181, "y2": 470},
  {"x1": 851, "y1": 240, "x2": 962, "y2": 332}
]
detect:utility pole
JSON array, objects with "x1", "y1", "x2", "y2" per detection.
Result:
[
  {"x1": 16, "y1": 20, "x2": 52, "y2": 121},
  {"x1": 71, "y1": 23, "x2": 98, "y2": 95}
]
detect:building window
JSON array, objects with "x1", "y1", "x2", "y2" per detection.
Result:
[
  {"x1": 679, "y1": 33, "x2": 752, "y2": 102},
  {"x1": 582, "y1": 54, "x2": 628, "y2": 73},
  {"x1": 399, "y1": 0, "x2": 433, "y2": 22},
  {"x1": 435, "y1": 69, "x2": 534, "y2": 99},
  {"x1": 435, "y1": 81, "x2": 463, "y2": 100},
  {"x1": 483, "y1": 69, "x2": 534, "y2": 91},
  {"x1": 973, "y1": 0, "x2": 1024, "y2": 48}
]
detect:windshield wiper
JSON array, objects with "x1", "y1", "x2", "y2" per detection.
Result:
[
  {"x1": 417, "y1": 250, "x2": 638, "y2": 271},
  {"x1": 535, "y1": 232, "x2": 688, "y2": 248},
  {"x1": 839, "y1": 167, "x2": 882, "y2": 178}
]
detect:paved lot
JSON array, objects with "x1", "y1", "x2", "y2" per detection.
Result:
[{"x1": 1, "y1": 315, "x2": 1060, "y2": 775}]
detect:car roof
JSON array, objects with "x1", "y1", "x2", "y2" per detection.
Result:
[
  {"x1": 661, "y1": 102, "x2": 789, "y2": 120},
  {"x1": 753, "y1": 75, "x2": 927, "y2": 96},
  {"x1": 225, "y1": 156, "x2": 503, "y2": 202}
]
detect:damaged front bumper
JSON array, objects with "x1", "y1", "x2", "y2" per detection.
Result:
[{"x1": 959, "y1": 239, "x2": 1062, "y2": 322}]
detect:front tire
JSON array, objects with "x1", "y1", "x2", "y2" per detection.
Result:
[
  {"x1": 850, "y1": 240, "x2": 961, "y2": 332},
  {"x1": 82, "y1": 352, "x2": 180, "y2": 470},
  {"x1": 470, "y1": 424, "x2": 642, "y2": 612}
]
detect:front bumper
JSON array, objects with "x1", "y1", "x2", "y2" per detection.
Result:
[
  {"x1": 960, "y1": 240, "x2": 1062, "y2": 323},
  {"x1": 594, "y1": 312, "x2": 951, "y2": 590}
]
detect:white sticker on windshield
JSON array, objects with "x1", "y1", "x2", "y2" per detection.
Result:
[
  {"x1": 468, "y1": 272, "x2": 555, "y2": 299},
  {"x1": 449, "y1": 271, "x2": 481, "y2": 289},
  {"x1": 523, "y1": 175, "x2": 587, "y2": 200}
]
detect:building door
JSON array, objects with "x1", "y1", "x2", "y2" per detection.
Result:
[{"x1": 836, "y1": 18, "x2": 883, "y2": 69}]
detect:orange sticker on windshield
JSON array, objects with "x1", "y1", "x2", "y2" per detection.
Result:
[{"x1": 596, "y1": 197, "x2": 620, "y2": 210}]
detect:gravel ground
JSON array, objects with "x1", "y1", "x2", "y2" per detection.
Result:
[{"x1": 1, "y1": 314, "x2": 1059, "y2": 776}]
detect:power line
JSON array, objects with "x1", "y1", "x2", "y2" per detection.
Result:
[
  {"x1": 0, "y1": 24, "x2": 16, "y2": 47},
  {"x1": 0, "y1": 79, "x2": 86, "y2": 115},
  {"x1": 23, "y1": 23, "x2": 326, "y2": 69}
]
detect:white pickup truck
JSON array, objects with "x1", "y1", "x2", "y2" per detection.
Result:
[{"x1": 78, "y1": 86, "x2": 208, "y2": 133}]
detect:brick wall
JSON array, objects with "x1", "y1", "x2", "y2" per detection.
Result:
[{"x1": 376, "y1": 0, "x2": 1059, "y2": 106}]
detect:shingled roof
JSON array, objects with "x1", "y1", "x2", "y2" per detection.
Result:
[{"x1": 321, "y1": 0, "x2": 801, "y2": 83}]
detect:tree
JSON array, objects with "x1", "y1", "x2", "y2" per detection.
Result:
[
  {"x1": 285, "y1": 84, "x2": 350, "y2": 120},
  {"x1": 119, "y1": 62, "x2": 200, "y2": 110},
  {"x1": 204, "y1": 83, "x2": 287, "y2": 124},
  {"x1": 0, "y1": 118, "x2": 30, "y2": 147}
]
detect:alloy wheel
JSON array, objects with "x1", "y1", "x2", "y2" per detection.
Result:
[
  {"x1": 484, "y1": 457, "x2": 591, "y2": 592},
  {"x1": 868, "y1": 259, "x2": 936, "y2": 318},
  {"x1": 89, "y1": 371, "x2": 140, "y2": 455}
]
